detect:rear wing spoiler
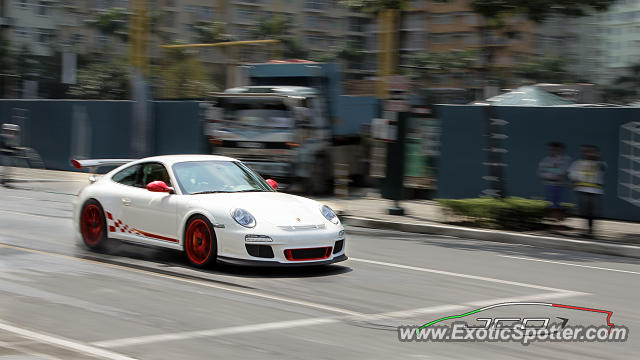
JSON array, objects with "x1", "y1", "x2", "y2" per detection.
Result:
[{"x1": 71, "y1": 159, "x2": 136, "y2": 171}]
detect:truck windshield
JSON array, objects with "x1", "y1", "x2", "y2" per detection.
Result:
[{"x1": 222, "y1": 99, "x2": 294, "y2": 129}]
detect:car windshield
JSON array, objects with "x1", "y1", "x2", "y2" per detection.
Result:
[{"x1": 172, "y1": 160, "x2": 274, "y2": 195}]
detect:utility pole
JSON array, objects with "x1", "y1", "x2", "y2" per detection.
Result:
[{"x1": 129, "y1": 0, "x2": 152, "y2": 157}]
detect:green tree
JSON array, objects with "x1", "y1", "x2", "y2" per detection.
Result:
[
  {"x1": 470, "y1": 0, "x2": 612, "y2": 23},
  {"x1": 68, "y1": 59, "x2": 130, "y2": 99},
  {"x1": 605, "y1": 63, "x2": 640, "y2": 104},
  {"x1": 89, "y1": 7, "x2": 128, "y2": 41},
  {"x1": 407, "y1": 49, "x2": 479, "y2": 83},
  {"x1": 615, "y1": 63, "x2": 640, "y2": 90},
  {"x1": 157, "y1": 47, "x2": 218, "y2": 99},
  {"x1": 192, "y1": 21, "x2": 233, "y2": 44},
  {"x1": 252, "y1": 16, "x2": 309, "y2": 59},
  {"x1": 337, "y1": 41, "x2": 366, "y2": 70},
  {"x1": 514, "y1": 56, "x2": 575, "y2": 84},
  {"x1": 341, "y1": 0, "x2": 407, "y2": 12}
]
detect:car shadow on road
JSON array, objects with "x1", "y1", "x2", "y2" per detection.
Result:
[{"x1": 90, "y1": 240, "x2": 353, "y2": 279}]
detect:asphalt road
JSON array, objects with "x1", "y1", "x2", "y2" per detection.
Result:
[{"x1": 0, "y1": 178, "x2": 638, "y2": 359}]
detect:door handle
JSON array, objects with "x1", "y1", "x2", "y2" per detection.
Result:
[{"x1": 121, "y1": 198, "x2": 131, "y2": 206}]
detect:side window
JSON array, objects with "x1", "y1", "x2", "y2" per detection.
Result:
[
  {"x1": 141, "y1": 162, "x2": 171, "y2": 187},
  {"x1": 112, "y1": 164, "x2": 142, "y2": 187}
]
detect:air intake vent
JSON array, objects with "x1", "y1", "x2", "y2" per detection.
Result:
[
  {"x1": 333, "y1": 240, "x2": 344, "y2": 254},
  {"x1": 246, "y1": 244, "x2": 275, "y2": 258},
  {"x1": 284, "y1": 247, "x2": 332, "y2": 261}
]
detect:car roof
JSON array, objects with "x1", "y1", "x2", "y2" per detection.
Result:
[{"x1": 134, "y1": 154, "x2": 238, "y2": 166}]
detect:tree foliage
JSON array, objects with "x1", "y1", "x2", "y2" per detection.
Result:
[
  {"x1": 615, "y1": 63, "x2": 640, "y2": 89},
  {"x1": 407, "y1": 49, "x2": 479, "y2": 82},
  {"x1": 90, "y1": 7, "x2": 128, "y2": 41},
  {"x1": 340, "y1": 0, "x2": 407, "y2": 12},
  {"x1": 515, "y1": 56, "x2": 575, "y2": 84},
  {"x1": 157, "y1": 48, "x2": 218, "y2": 99},
  {"x1": 192, "y1": 21, "x2": 233, "y2": 44},
  {"x1": 68, "y1": 59, "x2": 130, "y2": 99},
  {"x1": 252, "y1": 16, "x2": 309, "y2": 59},
  {"x1": 470, "y1": 0, "x2": 614, "y2": 23}
]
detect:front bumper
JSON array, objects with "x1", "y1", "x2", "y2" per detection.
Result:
[
  {"x1": 216, "y1": 220, "x2": 346, "y2": 265},
  {"x1": 217, "y1": 254, "x2": 348, "y2": 267}
]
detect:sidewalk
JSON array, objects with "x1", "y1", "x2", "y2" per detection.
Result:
[{"x1": 317, "y1": 190, "x2": 640, "y2": 259}]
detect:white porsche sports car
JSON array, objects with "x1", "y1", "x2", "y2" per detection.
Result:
[{"x1": 72, "y1": 155, "x2": 346, "y2": 268}]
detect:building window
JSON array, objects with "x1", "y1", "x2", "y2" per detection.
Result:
[
  {"x1": 71, "y1": 33, "x2": 84, "y2": 45},
  {"x1": 14, "y1": 26, "x2": 30, "y2": 38},
  {"x1": 306, "y1": 34, "x2": 327, "y2": 48},
  {"x1": 304, "y1": 0, "x2": 325, "y2": 11},
  {"x1": 36, "y1": 28, "x2": 54, "y2": 43},
  {"x1": 431, "y1": 14, "x2": 451, "y2": 24},
  {"x1": 165, "y1": 11, "x2": 175, "y2": 27},
  {"x1": 235, "y1": 8, "x2": 256, "y2": 23},
  {"x1": 402, "y1": 13, "x2": 423, "y2": 29},
  {"x1": 16, "y1": 0, "x2": 29, "y2": 8},
  {"x1": 96, "y1": 34, "x2": 108, "y2": 47},
  {"x1": 431, "y1": 34, "x2": 451, "y2": 44},
  {"x1": 349, "y1": 17, "x2": 364, "y2": 32},
  {"x1": 36, "y1": 0, "x2": 48, "y2": 15},
  {"x1": 185, "y1": 5, "x2": 214, "y2": 21}
]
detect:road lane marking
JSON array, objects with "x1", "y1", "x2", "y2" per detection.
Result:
[
  {"x1": 0, "y1": 340, "x2": 64, "y2": 360},
  {"x1": 0, "y1": 322, "x2": 137, "y2": 360},
  {"x1": 0, "y1": 341, "x2": 64, "y2": 360},
  {"x1": 93, "y1": 290, "x2": 587, "y2": 348},
  {"x1": 349, "y1": 257, "x2": 575, "y2": 293},
  {"x1": 0, "y1": 242, "x2": 363, "y2": 317},
  {"x1": 464, "y1": 290, "x2": 587, "y2": 307},
  {"x1": 92, "y1": 318, "x2": 341, "y2": 348},
  {"x1": 499, "y1": 255, "x2": 640, "y2": 275}
]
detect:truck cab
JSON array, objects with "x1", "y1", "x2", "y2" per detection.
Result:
[{"x1": 204, "y1": 86, "x2": 330, "y2": 189}]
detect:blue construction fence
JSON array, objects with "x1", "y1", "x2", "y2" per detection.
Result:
[
  {"x1": 436, "y1": 105, "x2": 640, "y2": 222},
  {"x1": 0, "y1": 100, "x2": 205, "y2": 171}
]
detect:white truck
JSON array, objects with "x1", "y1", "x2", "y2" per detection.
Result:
[{"x1": 203, "y1": 86, "x2": 365, "y2": 194}]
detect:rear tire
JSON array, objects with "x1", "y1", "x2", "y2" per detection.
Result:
[
  {"x1": 80, "y1": 199, "x2": 108, "y2": 250},
  {"x1": 184, "y1": 215, "x2": 217, "y2": 268}
]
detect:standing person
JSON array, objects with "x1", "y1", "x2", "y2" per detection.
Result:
[
  {"x1": 568, "y1": 145, "x2": 607, "y2": 236},
  {"x1": 538, "y1": 142, "x2": 571, "y2": 220}
]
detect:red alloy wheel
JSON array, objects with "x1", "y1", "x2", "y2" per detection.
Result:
[
  {"x1": 185, "y1": 218, "x2": 214, "y2": 265},
  {"x1": 81, "y1": 204, "x2": 104, "y2": 246}
]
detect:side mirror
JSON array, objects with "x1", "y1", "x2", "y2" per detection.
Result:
[
  {"x1": 147, "y1": 180, "x2": 174, "y2": 193},
  {"x1": 265, "y1": 179, "x2": 278, "y2": 190}
]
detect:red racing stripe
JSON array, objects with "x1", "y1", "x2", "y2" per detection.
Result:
[{"x1": 132, "y1": 228, "x2": 178, "y2": 243}]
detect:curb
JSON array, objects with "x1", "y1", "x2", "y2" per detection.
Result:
[{"x1": 343, "y1": 216, "x2": 640, "y2": 259}]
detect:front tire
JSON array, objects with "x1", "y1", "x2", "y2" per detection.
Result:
[
  {"x1": 184, "y1": 215, "x2": 217, "y2": 268},
  {"x1": 80, "y1": 199, "x2": 108, "y2": 250}
]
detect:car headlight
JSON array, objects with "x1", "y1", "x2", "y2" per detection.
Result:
[
  {"x1": 232, "y1": 208, "x2": 256, "y2": 228},
  {"x1": 321, "y1": 205, "x2": 339, "y2": 224}
]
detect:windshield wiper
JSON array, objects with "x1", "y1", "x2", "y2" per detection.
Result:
[{"x1": 235, "y1": 189, "x2": 265, "y2": 192}]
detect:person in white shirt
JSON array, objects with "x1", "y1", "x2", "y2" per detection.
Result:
[{"x1": 568, "y1": 145, "x2": 607, "y2": 236}]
